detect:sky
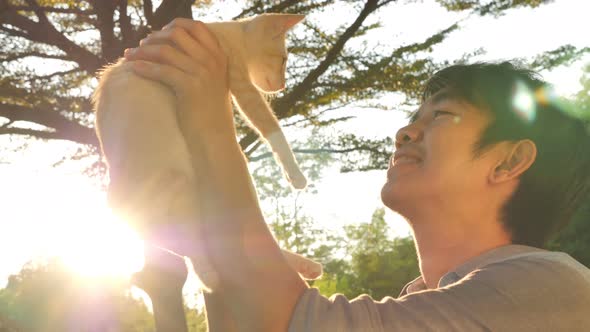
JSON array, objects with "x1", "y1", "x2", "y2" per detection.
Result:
[
  {"x1": 282, "y1": 0, "x2": 590, "y2": 237},
  {"x1": 1, "y1": 0, "x2": 589, "y2": 296}
]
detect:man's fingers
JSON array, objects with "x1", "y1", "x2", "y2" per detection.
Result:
[
  {"x1": 140, "y1": 27, "x2": 211, "y2": 66},
  {"x1": 126, "y1": 44, "x2": 198, "y2": 75},
  {"x1": 131, "y1": 61, "x2": 192, "y2": 93},
  {"x1": 164, "y1": 18, "x2": 223, "y2": 58}
]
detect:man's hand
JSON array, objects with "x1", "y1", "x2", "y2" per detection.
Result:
[{"x1": 124, "y1": 18, "x2": 233, "y2": 135}]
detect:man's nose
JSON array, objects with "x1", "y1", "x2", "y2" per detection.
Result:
[{"x1": 395, "y1": 124, "x2": 422, "y2": 149}]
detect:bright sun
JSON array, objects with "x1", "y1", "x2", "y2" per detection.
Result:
[
  {"x1": 55, "y1": 209, "x2": 146, "y2": 278},
  {"x1": 0, "y1": 171, "x2": 145, "y2": 280}
]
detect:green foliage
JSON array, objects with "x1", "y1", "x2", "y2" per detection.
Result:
[
  {"x1": 573, "y1": 63, "x2": 590, "y2": 119},
  {"x1": 2, "y1": 1, "x2": 588, "y2": 327},
  {"x1": 185, "y1": 307, "x2": 208, "y2": 332},
  {"x1": 545, "y1": 62, "x2": 590, "y2": 268},
  {"x1": 436, "y1": 0, "x2": 551, "y2": 16},
  {"x1": 258, "y1": 151, "x2": 421, "y2": 300},
  {"x1": 530, "y1": 45, "x2": 590, "y2": 72},
  {"x1": 0, "y1": 259, "x2": 213, "y2": 331},
  {"x1": 1, "y1": 0, "x2": 575, "y2": 174},
  {"x1": 547, "y1": 202, "x2": 590, "y2": 268},
  {"x1": 268, "y1": 204, "x2": 419, "y2": 301},
  {"x1": 0, "y1": 259, "x2": 154, "y2": 332},
  {"x1": 312, "y1": 209, "x2": 419, "y2": 300}
]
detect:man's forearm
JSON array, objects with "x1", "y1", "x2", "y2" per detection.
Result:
[{"x1": 179, "y1": 95, "x2": 308, "y2": 330}]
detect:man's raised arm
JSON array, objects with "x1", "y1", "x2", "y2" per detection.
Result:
[{"x1": 125, "y1": 18, "x2": 308, "y2": 331}]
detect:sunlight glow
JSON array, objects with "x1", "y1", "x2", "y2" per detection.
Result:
[
  {"x1": 0, "y1": 171, "x2": 145, "y2": 280},
  {"x1": 56, "y1": 211, "x2": 145, "y2": 278}
]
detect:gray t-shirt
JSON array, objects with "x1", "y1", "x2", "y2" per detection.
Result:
[{"x1": 288, "y1": 245, "x2": 590, "y2": 331}]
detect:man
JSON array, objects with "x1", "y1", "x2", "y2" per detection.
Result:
[{"x1": 125, "y1": 19, "x2": 590, "y2": 331}]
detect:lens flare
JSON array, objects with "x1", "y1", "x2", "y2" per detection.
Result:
[
  {"x1": 512, "y1": 80, "x2": 536, "y2": 123},
  {"x1": 535, "y1": 85, "x2": 557, "y2": 106}
]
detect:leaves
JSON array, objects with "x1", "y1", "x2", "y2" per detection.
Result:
[
  {"x1": 530, "y1": 45, "x2": 590, "y2": 72},
  {"x1": 436, "y1": 0, "x2": 551, "y2": 16},
  {"x1": 312, "y1": 208, "x2": 419, "y2": 300},
  {"x1": 0, "y1": 258, "x2": 213, "y2": 331},
  {"x1": 0, "y1": 259, "x2": 155, "y2": 331},
  {"x1": 1, "y1": 0, "x2": 541, "y2": 172},
  {"x1": 545, "y1": 62, "x2": 590, "y2": 268}
]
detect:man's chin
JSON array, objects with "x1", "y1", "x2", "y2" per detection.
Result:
[
  {"x1": 381, "y1": 181, "x2": 419, "y2": 216},
  {"x1": 380, "y1": 181, "x2": 402, "y2": 212}
]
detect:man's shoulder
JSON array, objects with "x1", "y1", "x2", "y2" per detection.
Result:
[
  {"x1": 289, "y1": 250, "x2": 590, "y2": 332},
  {"x1": 490, "y1": 249, "x2": 589, "y2": 274},
  {"x1": 472, "y1": 249, "x2": 590, "y2": 293}
]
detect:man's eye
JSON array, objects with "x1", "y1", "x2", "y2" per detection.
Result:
[{"x1": 433, "y1": 110, "x2": 453, "y2": 118}]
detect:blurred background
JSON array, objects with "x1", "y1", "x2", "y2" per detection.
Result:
[{"x1": 1, "y1": 0, "x2": 589, "y2": 330}]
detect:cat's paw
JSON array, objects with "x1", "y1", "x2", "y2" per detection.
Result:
[{"x1": 289, "y1": 171, "x2": 307, "y2": 190}]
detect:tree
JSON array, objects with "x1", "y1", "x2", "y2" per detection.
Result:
[
  {"x1": 1, "y1": 0, "x2": 580, "y2": 173},
  {"x1": 0, "y1": 258, "x2": 211, "y2": 331},
  {"x1": 572, "y1": 62, "x2": 590, "y2": 120},
  {"x1": 257, "y1": 153, "x2": 420, "y2": 300},
  {"x1": 0, "y1": 259, "x2": 155, "y2": 331},
  {"x1": 2, "y1": 1, "x2": 588, "y2": 326},
  {"x1": 310, "y1": 208, "x2": 419, "y2": 300},
  {"x1": 546, "y1": 62, "x2": 590, "y2": 268}
]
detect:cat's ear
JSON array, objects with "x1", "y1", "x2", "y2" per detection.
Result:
[{"x1": 269, "y1": 14, "x2": 305, "y2": 38}]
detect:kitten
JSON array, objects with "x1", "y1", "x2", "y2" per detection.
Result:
[{"x1": 93, "y1": 14, "x2": 320, "y2": 288}]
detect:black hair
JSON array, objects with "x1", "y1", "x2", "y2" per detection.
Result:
[{"x1": 423, "y1": 62, "x2": 590, "y2": 247}]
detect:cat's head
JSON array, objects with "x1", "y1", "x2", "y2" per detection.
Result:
[{"x1": 241, "y1": 13, "x2": 305, "y2": 93}]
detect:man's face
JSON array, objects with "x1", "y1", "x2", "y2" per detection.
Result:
[{"x1": 381, "y1": 89, "x2": 497, "y2": 217}]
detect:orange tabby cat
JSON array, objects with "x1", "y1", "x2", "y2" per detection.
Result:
[{"x1": 93, "y1": 14, "x2": 320, "y2": 289}]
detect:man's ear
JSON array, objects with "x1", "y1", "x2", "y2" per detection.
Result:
[{"x1": 489, "y1": 139, "x2": 537, "y2": 184}]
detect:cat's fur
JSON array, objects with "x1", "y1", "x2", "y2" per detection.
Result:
[{"x1": 93, "y1": 14, "x2": 320, "y2": 288}]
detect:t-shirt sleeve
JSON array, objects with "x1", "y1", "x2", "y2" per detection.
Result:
[{"x1": 288, "y1": 255, "x2": 590, "y2": 331}]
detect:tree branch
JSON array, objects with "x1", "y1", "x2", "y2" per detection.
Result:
[
  {"x1": 249, "y1": 146, "x2": 383, "y2": 162},
  {"x1": 376, "y1": 0, "x2": 396, "y2": 9},
  {"x1": 0, "y1": 127, "x2": 60, "y2": 140},
  {"x1": 0, "y1": 0, "x2": 102, "y2": 72},
  {"x1": 26, "y1": 68, "x2": 81, "y2": 82},
  {"x1": 239, "y1": 0, "x2": 382, "y2": 152},
  {"x1": 0, "y1": 25, "x2": 31, "y2": 39},
  {"x1": 0, "y1": 102, "x2": 98, "y2": 147},
  {"x1": 1, "y1": 51, "x2": 71, "y2": 62},
  {"x1": 233, "y1": 0, "x2": 301, "y2": 20},
  {"x1": 7, "y1": 5, "x2": 92, "y2": 15},
  {"x1": 25, "y1": 0, "x2": 50, "y2": 25},
  {"x1": 118, "y1": 0, "x2": 135, "y2": 48},
  {"x1": 89, "y1": 0, "x2": 120, "y2": 62},
  {"x1": 143, "y1": 0, "x2": 154, "y2": 27},
  {"x1": 275, "y1": 0, "x2": 379, "y2": 116},
  {"x1": 151, "y1": 0, "x2": 194, "y2": 30}
]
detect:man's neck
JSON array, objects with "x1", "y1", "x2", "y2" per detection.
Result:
[{"x1": 410, "y1": 219, "x2": 511, "y2": 289}]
